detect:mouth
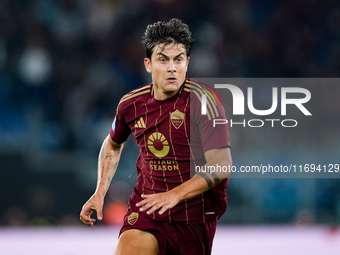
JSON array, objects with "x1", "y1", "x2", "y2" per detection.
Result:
[{"x1": 166, "y1": 77, "x2": 177, "y2": 83}]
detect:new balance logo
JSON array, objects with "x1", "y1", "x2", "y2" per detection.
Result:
[{"x1": 135, "y1": 117, "x2": 146, "y2": 128}]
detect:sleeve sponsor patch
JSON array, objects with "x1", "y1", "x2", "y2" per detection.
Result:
[{"x1": 111, "y1": 117, "x2": 116, "y2": 132}]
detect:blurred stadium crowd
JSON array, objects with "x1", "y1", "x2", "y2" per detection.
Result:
[{"x1": 1, "y1": 0, "x2": 340, "y2": 226}]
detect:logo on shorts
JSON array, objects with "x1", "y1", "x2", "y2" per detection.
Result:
[
  {"x1": 147, "y1": 132, "x2": 169, "y2": 158},
  {"x1": 127, "y1": 212, "x2": 139, "y2": 225},
  {"x1": 170, "y1": 109, "x2": 184, "y2": 129}
]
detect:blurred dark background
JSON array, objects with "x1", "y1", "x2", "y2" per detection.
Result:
[{"x1": 1, "y1": 0, "x2": 340, "y2": 227}]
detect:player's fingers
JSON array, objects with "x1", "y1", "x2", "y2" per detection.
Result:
[
  {"x1": 82, "y1": 220, "x2": 95, "y2": 228},
  {"x1": 80, "y1": 212, "x2": 94, "y2": 222},
  {"x1": 146, "y1": 203, "x2": 163, "y2": 215},
  {"x1": 97, "y1": 207, "x2": 103, "y2": 220},
  {"x1": 158, "y1": 198, "x2": 178, "y2": 214},
  {"x1": 80, "y1": 207, "x2": 93, "y2": 218},
  {"x1": 138, "y1": 202, "x2": 153, "y2": 212},
  {"x1": 81, "y1": 216, "x2": 96, "y2": 226},
  {"x1": 158, "y1": 205, "x2": 169, "y2": 215},
  {"x1": 79, "y1": 213, "x2": 88, "y2": 222},
  {"x1": 80, "y1": 213, "x2": 95, "y2": 222},
  {"x1": 80, "y1": 208, "x2": 96, "y2": 227},
  {"x1": 136, "y1": 198, "x2": 150, "y2": 207},
  {"x1": 80, "y1": 216, "x2": 95, "y2": 228},
  {"x1": 139, "y1": 198, "x2": 159, "y2": 212},
  {"x1": 141, "y1": 194, "x2": 152, "y2": 199}
]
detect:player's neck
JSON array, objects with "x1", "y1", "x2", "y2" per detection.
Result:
[{"x1": 153, "y1": 85, "x2": 180, "y2": 101}]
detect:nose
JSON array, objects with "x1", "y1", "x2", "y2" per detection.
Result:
[{"x1": 168, "y1": 60, "x2": 176, "y2": 73}]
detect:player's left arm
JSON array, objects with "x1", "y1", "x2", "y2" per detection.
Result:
[{"x1": 136, "y1": 146, "x2": 232, "y2": 215}]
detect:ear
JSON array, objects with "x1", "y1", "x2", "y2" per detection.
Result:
[
  {"x1": 186, "y1": 57, "x2": 190, "y2": 71},
  {"x1": 144, "y1": 58, "x2": 152, "y2": 73}
]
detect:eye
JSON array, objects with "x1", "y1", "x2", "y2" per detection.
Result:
[
  {"x1": 160, "y1": 58, "x2": 166, "y2": 62},
  {"x1": 176, "y1": 58, "x2": 183, "y2": 62}
]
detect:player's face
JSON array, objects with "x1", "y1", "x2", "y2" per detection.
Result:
[{"x1": 144, "y1": 42, "x2": 190, "y2": 100}]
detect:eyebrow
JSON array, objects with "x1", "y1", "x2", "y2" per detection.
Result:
[{"x1": 156, "y1": 52, "x2": 185, "y2": 59}]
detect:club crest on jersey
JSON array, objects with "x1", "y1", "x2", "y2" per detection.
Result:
[
  {"x1": 170, "y1": 109, "x2": 184, "y2": 129},
  {"x1": 127, "y1": 212, "x2": 139, "y2": 225}
]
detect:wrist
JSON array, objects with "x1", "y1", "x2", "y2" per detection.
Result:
[{"x1": 94, "y1": 185, "x2": 106, "y2": 198}]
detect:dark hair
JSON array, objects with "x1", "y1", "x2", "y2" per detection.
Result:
[{"x1": 142, "y1": 18, "x2": 194, "y2": 59}]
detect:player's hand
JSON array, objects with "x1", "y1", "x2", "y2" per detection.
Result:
[
  {"x1": 136, "y1": 191, "x2": 180, "y2": 215},
  {"x1": 79, "y1": 194, "x2": 104, "y2": 228}
]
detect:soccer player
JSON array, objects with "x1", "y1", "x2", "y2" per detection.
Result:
[{"x1": 80, "y1": 18, "x2": 232, "y2": 255}]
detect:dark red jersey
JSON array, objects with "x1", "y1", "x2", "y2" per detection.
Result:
[{"x1": 110, "y1": 78, "x2": 231, "y2": 223}]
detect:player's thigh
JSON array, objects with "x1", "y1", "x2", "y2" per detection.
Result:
[{"x1": 114, "y1": 229, "x2": 159, "y2": 255}]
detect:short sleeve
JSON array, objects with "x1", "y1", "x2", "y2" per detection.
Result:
[
  {"x1": 193, "y1": 86, "x2": 231, "y2": 153},
  {"x1": 110, "y1": 104, "x2": 132, "y2": 144}
]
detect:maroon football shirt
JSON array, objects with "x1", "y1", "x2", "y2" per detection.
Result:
[{"x1": 110, "y1": 78, "x2": 231, "y2": 223}]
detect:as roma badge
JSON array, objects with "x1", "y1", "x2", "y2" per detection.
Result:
[
  {"x1": 127, "y1": 212, "x2": 139, "y2": 225},
  {"x1": 170, "y1": 109, "x2": 184, "y2": 129}
]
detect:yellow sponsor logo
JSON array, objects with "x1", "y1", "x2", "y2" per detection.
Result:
[
  {"x1": 149, "y1": 160, "x2": 179, "y2": 171},
  {"x1": 147, "y1": 132, "x2": 169, "y2": 157}
]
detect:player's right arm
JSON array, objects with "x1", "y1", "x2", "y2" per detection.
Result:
[{"x1": 79, "y1": 135, "x2": 124, "y2": 228}]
